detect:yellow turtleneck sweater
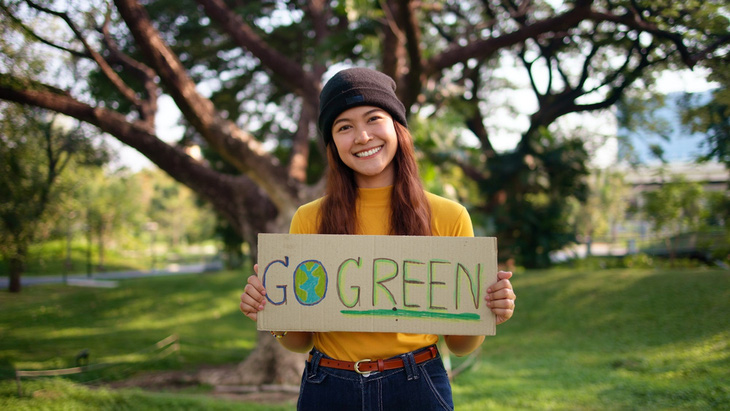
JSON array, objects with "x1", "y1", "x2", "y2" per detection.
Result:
[{"x1": 289, "y1": 185, "x2": 474, "y2": 361}]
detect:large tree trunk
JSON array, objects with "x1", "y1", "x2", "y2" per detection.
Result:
[
  {"x1": 199, "y1": 217, "x2": 306, "y2": 386},
  {"x1": 200, "y1": 332, "x2": 306, "y2": 386},
  {"x1": 8, "y1": 249, "x2": 25, "y2": 293},
  {"x1": 236, "y1": 333, "x2": 306, "y2": 385},
  {"x1": 97, "y1": 220, "x2": 106, "y2": 271}
]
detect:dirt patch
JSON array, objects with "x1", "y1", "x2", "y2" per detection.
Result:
[{"x1": 104, "y1": 364, "x2": 299, "y2": 405}]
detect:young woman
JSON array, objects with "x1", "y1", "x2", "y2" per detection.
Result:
[{"x1": 240, "y1": 67, "x2": 516, "y2": 410}]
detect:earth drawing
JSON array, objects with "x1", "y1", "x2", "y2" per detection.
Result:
[{"x1": 294, "y1": 260, "x2": 327, "y2": 305}]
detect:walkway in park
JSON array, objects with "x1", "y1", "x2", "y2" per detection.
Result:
[{"x1": 0, "y1": 261, "x2": 223, "y2": 289}]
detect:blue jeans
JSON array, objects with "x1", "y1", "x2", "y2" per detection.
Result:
[{"x1": 297, "y1": 346, "x2": 454, "y2": 411}]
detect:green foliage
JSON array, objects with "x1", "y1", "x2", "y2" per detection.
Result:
[
  {"x1": 409, "y1": 106, "x2": 484, "y2": 224},
  {"x1": 0, "y1": 104, "x2": 109, "y2": 290},
  {"x1": 641, "y1": 176, "x2": 704, "y2": 236},
  {"x1": 616, "y1": 94, "x2": 673, "y2": 163},
  {"x1": 485, "y1": 133, "x2": 591, "y2": 268},
  {"x1": 571, "y1": 170, "x2": 629, "y2": 243},
  {"x1": 138, "y1": 168, "x2": 216, "y2": 246},
  {"x1": 412, "y1": 99, "x2": 592, "y2": 267},
  {"x1": 1, "y1": 159, "x2": 218, "y2": 280},
  {"x1": 633, "y1": 175, "x2": 730, "y2": 264},
  {"x1": 621, "y1": 253, "x2": 656, "y2": 269},
  {"x1": 680, "y1": 56, "x2": 730, "y2": 168},
  {"x1": 560, "y1": 253, "x2": 714, "y2": 271}
]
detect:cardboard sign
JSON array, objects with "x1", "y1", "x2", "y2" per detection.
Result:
[{"x1": 256, "y1": 234, "x2": 498, "y2": 336}]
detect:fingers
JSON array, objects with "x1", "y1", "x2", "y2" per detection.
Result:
[
  {"x1": 486, "y1": 271, "x2": 516, "y2": 324},
  {"x1": 497, "y1": 270, "x2": 513, "y2": 281},
  {"x1": 240, "y1": 273, "x2": 267, "y2": 322},
  {"x1": 240, "y1": 301, "x2": 258, "y2": 321},
  {"x1": 487, "y1": 296, "x2": 515, "y2": 325},
  {"x1": 488, "y1": 271, "x2": 514, "y2": 293},
  {"x1": 488, "y1": 287, "x2": 516, "y2": 301},
  {"x1": 240, "y1": 287, "x2": 265, "y2": 318},
  {"x1": 486, "y1": 296, "x2": 516, "y2": 310},
  {"x1": 247, "y1": 273, "x2": 266, "y2": 295}
]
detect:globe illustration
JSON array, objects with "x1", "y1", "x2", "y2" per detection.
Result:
[{"x1": 294, "y1": 260, "x2": 327, "y2": 305}]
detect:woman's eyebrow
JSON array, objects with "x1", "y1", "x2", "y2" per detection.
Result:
[
  {"x1": 362, "y1": 108, "x2": 383, "y2": 117},
  {"x1": 333, "y1": 108, "x2": 385, "y2": 126},
  {"x1": 333, "y1": 117, "x2": 350, "y2": 126}
]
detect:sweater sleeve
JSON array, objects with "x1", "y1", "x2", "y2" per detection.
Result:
[
  {"x1": 451, "y1": 206, "x2": 475, "y2": 238},
  {"x1": 427, "y1": 192, "x2": 475, "y2": 237},
  {"x1": 289, "y1": 200, "x2": 320, "y2": 234}
]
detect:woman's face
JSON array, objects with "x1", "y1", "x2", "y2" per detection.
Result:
[{"x1": 331, "y1": 105, "x2": 399, "y2": 188}]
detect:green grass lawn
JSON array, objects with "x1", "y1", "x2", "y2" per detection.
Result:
[
  {"x1": 454, "y1": 267, "x2": 730, "y2": 410},
  {"x1": 0, "y1": 267, "x2": 728, "y2": 410}
]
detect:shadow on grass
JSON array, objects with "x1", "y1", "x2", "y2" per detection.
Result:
[{"x1": 0, "y1": 271, "x2": 258, "y2": 381}]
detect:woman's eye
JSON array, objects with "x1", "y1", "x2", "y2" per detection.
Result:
[
  {"x1": 368, "y1": 116, "x2": 382, "y2": 122},
  {"x1": 337, "y1": 124, "x2": 351, "y2": 132}
]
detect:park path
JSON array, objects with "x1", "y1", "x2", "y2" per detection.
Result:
[{"x1": 0, "y1": 261, "x2": 223, "y2": 289}]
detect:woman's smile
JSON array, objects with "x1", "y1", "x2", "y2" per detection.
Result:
[{"x1": 355, "y1": 146, "x2": 383, "y2": 158}]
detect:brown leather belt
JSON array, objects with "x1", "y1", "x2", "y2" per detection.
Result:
[{"x1": 308, "y1": 345, "x2": 438, "y2": 375}]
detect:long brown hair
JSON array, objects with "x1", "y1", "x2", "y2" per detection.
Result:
[{"x1": 318, "y1": 121, "x2": 432, "y2": 236}]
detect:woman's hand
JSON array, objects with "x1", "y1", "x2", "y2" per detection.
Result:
[
  {"x1": 486, "y1": 270, "x2": 516, "y2": 325},
  {"x1": 240, "y1": 264, "x2": 314, "y2": 352},
  {"x1": 240, "y1": 264, "x2": 267, "y2": 321}
]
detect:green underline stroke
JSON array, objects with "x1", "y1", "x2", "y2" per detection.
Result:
[{"x1": 340, "y1": 309, "x2": 480, "y2": 321}]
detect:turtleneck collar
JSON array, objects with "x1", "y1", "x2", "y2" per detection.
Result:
[{"x1": 357, "y1": 185, "x2": 392, "y2": 207}]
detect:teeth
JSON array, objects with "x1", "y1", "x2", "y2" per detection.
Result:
[{"x1": 356, "y1": 146, "x2": 382, "y2": 158}]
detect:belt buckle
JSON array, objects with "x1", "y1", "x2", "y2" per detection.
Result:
[{"x1": 354, "y1": 358, "x2": 372, "y2": 376}]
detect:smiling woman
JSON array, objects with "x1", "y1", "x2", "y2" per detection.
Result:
[{"x1": 239, "y1": 67, "x2": 516, "y2": 411}]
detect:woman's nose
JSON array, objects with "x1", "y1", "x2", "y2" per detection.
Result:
[{"x1": 354, "y1": 129, "x2": 372, "y2": 144}]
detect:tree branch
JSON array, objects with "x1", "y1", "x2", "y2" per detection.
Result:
[
  {"x1": 100, "y1": 5, "x2": 158, "y2": 124},
  {"x1": 380, "y1": 0, "x2": 407, "y2": 88},
  {"x1": 1, "y1": 4, "x2": 87, "y2": 58},
  {"x1": 288, "y1": 101, "x2": 315, "y2": 182},
  {"x1": 425, "y1": 0, "x2": 594, "y2": 75},
  {"x1": 519, "y1": 46, "x2": 542, "y2": 97},
  {"x1": 574, "y1": 47, "x2": 657, "y2": 113},
  {"x1": 464, "y1": 64, "x2": 495, "y2": 157},
  {"x1": 398, "y1": 0, "x2": 425, "y2": 108},
  {"x1": 587, "y1": 10, "x2": 697, "y2": 68},
  {"x1": 525, "y1": 42, "x2": 657, "y2": 140},
  {"x1": 113, "y1": 0, "x2": 303, "y2": 217},
  {"x1": 0, "y1": 80, "x2": 277, "y2": 234},
  {"x1": 196, "y1": 0, "x2": 320, "y2": 107},
  {"x1": 303, "y1": 0, "x2": 330, "y2": 41},
  {"x1": 25, "y1": 0, "x2": 143, "y2": 110}
]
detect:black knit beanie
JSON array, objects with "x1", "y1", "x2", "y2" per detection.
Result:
[{"x1": 318, "y1": 67, "x2": 408, "y2": 146}]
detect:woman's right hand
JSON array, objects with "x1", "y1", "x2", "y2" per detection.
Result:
[{"x1": 240, "y1": 264, "x2": 267, "y2": 321}]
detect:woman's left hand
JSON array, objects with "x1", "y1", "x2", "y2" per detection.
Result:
[{"x1": 486, "y1": 271, "x2": 516, "y2": 325}]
